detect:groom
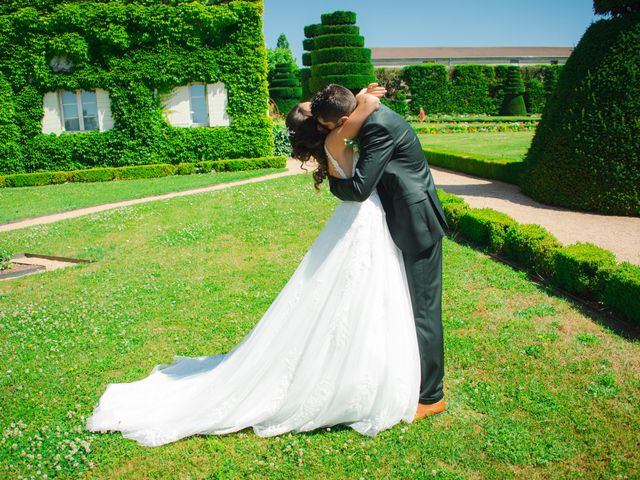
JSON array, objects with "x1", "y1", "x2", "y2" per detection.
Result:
[{"x1": 311, "y1": 84, "x2": 449, "y2": 419}]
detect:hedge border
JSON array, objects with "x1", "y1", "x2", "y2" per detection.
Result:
[
  {"x1": 436, "y1": 189, "x2": 640, "y2": 324},
  {"x1": 424, "y1": 149, "x2": 523, "y2": 185},
  {"x1": 0, "y1": 156, "x2": 287, "y2": 188}
]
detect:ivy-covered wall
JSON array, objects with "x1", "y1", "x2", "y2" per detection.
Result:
[{"x1": 0, "y1": 0, "x2": 273, "y2": 175}]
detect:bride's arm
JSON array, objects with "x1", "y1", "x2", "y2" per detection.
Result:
[{"x1": 325, "y1": 92, "x2": 382, "y2": 177}]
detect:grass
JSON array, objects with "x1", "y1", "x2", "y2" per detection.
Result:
[
  {"x1": 419, "y1": 132, "x2": 534, "y2": 163},
  {"x1": 0, "y1": 174, "x2": 638, "y2": 478},
  {"x1": 0, "y1": 168, "x2": 285, "y2": 224}
]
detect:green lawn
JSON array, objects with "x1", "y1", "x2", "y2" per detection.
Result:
[
  {"x1": 0, "y1": 174, "x2": 638, "y2": 479},
  {"x1": 420, "y1": 132, "x2": 534, "y2": 163},
  {"x1": 0, "y1": 168, "x2": 285, "y2": 224}
]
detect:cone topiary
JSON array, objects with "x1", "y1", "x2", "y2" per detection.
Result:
[
  {"x1": 500, "y1": 66, "x2": 527, "y2": 116},
  {"x1": 269, "y1": 62, "x2": 303, "y2": 116},
  {"x1": 521, "y1": 4, "x2": 640, "y2": 215},
  {"x1": 303, "y1": 11, "x2": 375, "y2": 95}
]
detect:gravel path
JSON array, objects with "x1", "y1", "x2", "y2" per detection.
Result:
[
  {"x1": 430, "y1": 166, "x2": 640, "y2": 265},
  {"x1": 1, "y1": 160, "x2": 638, "y2": 265}
]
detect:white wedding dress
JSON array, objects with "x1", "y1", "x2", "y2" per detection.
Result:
[{"x1": 86, "y1": 148, "x2": 421, "y2": 447}]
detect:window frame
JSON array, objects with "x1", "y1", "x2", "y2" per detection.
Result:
[
  {"x1": 187, "y1": 82, "x2": 210, "y2": 126},
  {"x1": 58, "y1": 89, "x2": 99, "y2": 133}
]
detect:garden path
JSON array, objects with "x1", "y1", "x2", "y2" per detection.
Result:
[
  {"x1": 431, "y1": 166, "x2": 640, "y2": 265},
  {"x1": 1, "y1": 160, "x2": 638, "y2": 265}
]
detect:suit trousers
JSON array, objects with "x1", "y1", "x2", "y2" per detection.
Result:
[{"x1": 402, "y1": 237, "x2": 445, "y2": 404}]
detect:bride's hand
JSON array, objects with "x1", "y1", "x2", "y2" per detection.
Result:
[{"x1": 357, "y1": 83, "x2": 386, "y2": 99}]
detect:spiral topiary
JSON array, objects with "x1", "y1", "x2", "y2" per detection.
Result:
[
  {"x1": 303, "y1": 10, "x2": 375, "y2": 95},
  {"x1": 269, "y1": 62, "x2": 302, "y2": 116},
  {"x1": 521, "y1": 5, "x2": 640, "y2": 215},
  {"x1": 500, "y1": 66, "x2": 527, "y2": 116}
]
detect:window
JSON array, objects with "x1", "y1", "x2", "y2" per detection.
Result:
[
  {"x1": 510, "y1": 58, "x2": 520, "y2": 65},
  {"x1": 189, "y1": 83, "x2": 209, "y2": 125},
  {"x1": 60, "y1": 90, "x2": 98, "y2": 132},
  {"x1": 550, "y1": 60, "x2": 559, "y2": 65}
]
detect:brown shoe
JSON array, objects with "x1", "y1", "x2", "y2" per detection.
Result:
[{"x1": 414, "y1": 399, "x2": 446, "y2": 420}]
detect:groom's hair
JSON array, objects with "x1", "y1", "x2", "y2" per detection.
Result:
[{"x1": 311, "y1": 84, "x2": 357, "y2": 123}]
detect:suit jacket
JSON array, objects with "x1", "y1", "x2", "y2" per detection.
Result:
[{"x1": 328, "y1": 104, "x2": 449, "y2": 255}]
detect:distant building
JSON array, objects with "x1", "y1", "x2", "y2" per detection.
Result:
[{"x1": 371, "y1": 47, "x2": 573, "y2": 68}]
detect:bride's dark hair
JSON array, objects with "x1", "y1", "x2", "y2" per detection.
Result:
[{"x1": 286, "y1": 104, "x2": 328, "y2": 190}]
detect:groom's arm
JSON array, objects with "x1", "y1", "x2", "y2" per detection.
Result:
[{"x1": 328, "y1": 122, "x2": 394, "y2": 202}]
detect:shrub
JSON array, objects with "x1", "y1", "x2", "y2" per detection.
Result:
[
  {"x1": 177, "y1": 163, "x2": 196, "y2": 175},
  {"x1": 500, "y1": 67, "x2": 527, "y2": 116},
  {"x1": 521, "y1": 12, "x2": 640, "y2": 215},
  {"x1": 321, "y1": 11, "x2": 357, "y2": 25},
  {"x1": 305, "y1": 11, "x2": 375, "y2": 95},
  {"x1": 313, "y1": 63, "x2": 374, "y2": 77},
  {"x1": 436, "y1": 188, "x2": 466, "y2": 205},
  {"x1": 71, "y1": 168, "x2": 115, "y2": 183},
  {"x1": 600, "y1": 261, "x2": 640, "y2": 323},
  {"x1": 503, "y1": 224, "x2": 562, "y2": 278},
  {"x1": 114, "y1": 164, "x2": 178, "y2": 181},
  {"x1": 310, "y1": 47, "x2": 372, "y2": 65},
  {"x1": 304, "y1": 24, "x2": 360, "y2": 38},
  {"x1": 554, "y1": 242, "x2": 617, "y2": 299},
  {"x1": 402, "y1": 64, "x2": 449, "y2": 115},
  {"x1": 313, "y1": 34, "x2": 364, "y2": 50},
  {"x1": 269, "y1": 62, "x2": 302, "y2": 116},
  {"x1": 458, "y1": 208, "x2": 517, "y2": 252},
  {"x1": 422, "y1": 150, "x2": 523, "y2": 185},
  {"x1": 449, "y1": 64, "x2": 496, "y2": 114},
  {"x1": 272, "y1": 124, "x2": 292, "y2": 157},
  {"x1": 0, "y1": 246, "x2": 11, "y2": 271},
  {"x1": 441, "y1": 202, "x2": 470, "y2": 232},
  {"x1": 4, "y1": 172, "x2": 53, "y2": 187}
]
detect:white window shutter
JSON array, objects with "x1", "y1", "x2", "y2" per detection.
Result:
[
  {"x1": 162, "y1": 86, "x2": 192, "y2": 127},
  {"x1": 41, "y1": 92, "x2": 63, "y2": 134},
  {"x1": 96, "y1": 88, "x2": 114, "y2": 131},
  {"x1": 207, "y1": 82, "x2": 231, "y2": 127}
]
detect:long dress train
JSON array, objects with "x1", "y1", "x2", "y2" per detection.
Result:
[{"x1": 85, "y1": 150, "x2": 421, "y2": 447}]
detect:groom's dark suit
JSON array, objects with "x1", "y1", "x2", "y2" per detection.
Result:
[{"x1": 328, "y1": 104, "x2": 448, "y2": 404}]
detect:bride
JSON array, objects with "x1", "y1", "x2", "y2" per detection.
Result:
[{"x1": 85, "y1": 85, "x2": 421, "y2": 447}]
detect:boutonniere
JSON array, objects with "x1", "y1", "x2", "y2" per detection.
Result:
[{"x1": 344, "y1": 137, "x2": 360, "y2": 153}]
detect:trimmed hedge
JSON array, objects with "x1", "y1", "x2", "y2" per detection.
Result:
[
  {"x1": 304, "y1": 24, "x2": 360, "y2": 38},
  {"x1": 0, "y1": 1, "x2": 274, "y2": 176},
  {"x1": 321, "y1": 11, "x2": 357, "y2": 25},
  {"x1": 500, "y1": 66, "x2": 527, "y2": 116},
  {"x1": 309, "y1": 75, "x2": 377, "y2": 93},
  {"x1": 601, "y1": 262, "x2": 640, "y2": 323},
  {"x1": 521, "y1": 12, "x2": 640, "y2": 215},
  {"x1": 302, "y1": 53, "x2": 312, "y2": 67},
  {"x1": 311, "y1": 47, "x2": 372, "y2": 65},
  {"x1": 435, "y1": 188, "x2": 640, "y2": 324},
  {"x1": 0, "y1": 156, "x2": 286, "y2": 188},
  {"x1": 313, "y1": 34, "x2": 364, "y2": 50},
  {"x1": 423, "y1": 149, "x2": 524, "y2": 185},
  {"x1": 503, "y1": 224, "x2": 561, "y2": 278},
  {"x1": 312, "y1": 62, "x2": 374, "y2": 77},
  {"x1": 400, "y1": 63, "x2": 563, "y2": 116},
  {"x1": 554, "y1": 243, "x2": 618, "y2": 300},
  {"x1": 458, "y1": 208, "x2": 517, "y2": 252},
  {"x1": 304, "y1": 11, "x2": 375, "y2": 96}
]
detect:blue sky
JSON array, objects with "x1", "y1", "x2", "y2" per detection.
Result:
[{"x1": 262, "y1": 0, "x2": 600, "y2": 65}]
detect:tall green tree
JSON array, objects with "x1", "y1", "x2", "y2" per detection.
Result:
[{"x1": 267, "y1": 33, "x2": 298, "y2": 83}]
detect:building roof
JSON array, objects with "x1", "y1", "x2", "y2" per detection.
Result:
[{"x1": 371, "y1": 47, "x2": 573, "y2": 59}]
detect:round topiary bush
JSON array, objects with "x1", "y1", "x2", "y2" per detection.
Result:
[
  {"x1": 500, "y1": 66, "x2": 527, "y2": 116},
  {"x1": 521, "y1": 7, "x2": 640, "y2": 215},
  {"x1": 269, "y1": 62, "x2": 302, "y2": 116}
]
